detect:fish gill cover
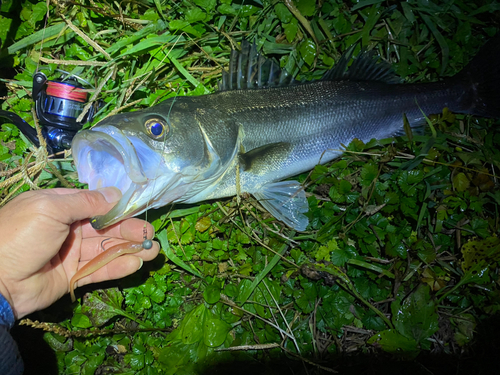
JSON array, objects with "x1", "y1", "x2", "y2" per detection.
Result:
[{"x1": 1, "y1": 0, "x2": 500, "y2": 374}]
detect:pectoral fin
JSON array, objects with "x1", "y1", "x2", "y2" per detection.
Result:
[
  {"x1": 254, "y1": 181, "x2": 308, "y2": 231},
  {"x1": 239, "y1": 142, "x2": 293, "y2": 175}
]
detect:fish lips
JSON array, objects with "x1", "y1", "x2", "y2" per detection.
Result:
[
  {"x1": 72, "y1": 125, "x2": 171, "y2": 229},
  {"x1": 72, "y1": 125, "x2": 149, "y2": 188}
]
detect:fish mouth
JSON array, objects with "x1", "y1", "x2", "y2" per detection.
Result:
[{"x1": 72, "y1": 125, "x2": 178, "y2": 229}]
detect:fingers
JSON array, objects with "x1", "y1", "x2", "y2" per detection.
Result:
[
  {"x1": 49, "y1": 187, "x2": 123, "y2": 224},
  {"x1": 50, "y1": 188, "x2": 155, "y2": 241},
  {"x1": 73, "y1": 243, "x2": 160, "y2": 289},
  {"x1": 74, "y1": 255, "x2": 142, "y2": 289},
  {"x1": 81, "y1": 218, "x2": 156, "y2": 241}
]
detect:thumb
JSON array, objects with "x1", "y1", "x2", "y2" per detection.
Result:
[{"x1": 57, "y1": 187, "x2": 123, "y2": 224}]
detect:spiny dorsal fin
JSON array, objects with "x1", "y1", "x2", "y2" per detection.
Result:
[
  {"x1": 220, "y1": 40, "x2": 295, "y2": 91},
  {"x1": 220, "y1": 41, "x2": 401, "y2": 91}
]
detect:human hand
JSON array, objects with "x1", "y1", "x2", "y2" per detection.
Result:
[{"x1": 0, "y1": 187, "x2": 159, "y2": 319}]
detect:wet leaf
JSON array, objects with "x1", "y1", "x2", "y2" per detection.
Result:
[
  {"x1": 368, "y1": 329, "x2": 419, "y2": 356},
  {"x1": 298, "y1": 39, "x2": 316, "y2": 66},
  {"x1": 283, "y1": 18, "x2": 299, "y2": 43},
  {"x1": 81, "y1": 288, "x2": 125, "y2": 327},
  {"x1": 461, "y1": 237, "x2": 500, "y2": 271},
  {"x1": 452, "y1": 172, "x2": 470, "y2": 192},
  {"x1": 180, "y1": 304, "x2": 208, "y2": 344},
  {"x1": 203, "y1": 284, "x2": 221, "y2": 304},
  {"x1": 203, "y1": 318, "x2": 230, "y2": 347},
  {"x1": 195, "y1": 216, "x2": 211, "y2": 232},
  {"x1": 70, "y1": 313, "x2": 92, "y2": 329},
  {"x1": 295, "y1": 0, "x2": 316, "y2": 17},
  {"x1": 391, "y1": 286, "x2": 439, "y2": 349}
]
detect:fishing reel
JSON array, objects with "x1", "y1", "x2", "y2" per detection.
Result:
[
  {"x1": 33, "y1": 72, "x2": 100, "y2": 154},
  {"x1": 0, "y1": 71, "x2": 98, "y2": 156}
]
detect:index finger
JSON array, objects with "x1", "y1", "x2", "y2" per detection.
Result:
[{"x1": 81, "y1": 218, "x2": 156, "y2": 241}]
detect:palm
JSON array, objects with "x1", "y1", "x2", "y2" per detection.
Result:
[{"x1": 0, "y1": 188, "x2": 159, "y2": 319}]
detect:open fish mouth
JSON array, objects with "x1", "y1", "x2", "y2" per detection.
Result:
[{"x1": 72, "y1": 125, "x2": 176, "y2": 229}]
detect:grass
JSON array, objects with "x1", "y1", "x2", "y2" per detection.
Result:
[{"x1": 1, "y1": 0, "x2": 500, "y2": 373}]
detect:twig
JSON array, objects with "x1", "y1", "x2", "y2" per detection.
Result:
[
  {"x1": 47, "y1": 162, "x2": 74, "y2": 188},
  {"x1": 39, "y1": 56, "x2": 107, "y2": 67},
  {"x1": 215, "y1": 343, "x2": 280, "y2": 351},
  {"x1": 78, "y1": 67, "x2": 116, "y2": 123},
  {"x1": 61, "y1": 14, "x2": 112, "y2": 61}
]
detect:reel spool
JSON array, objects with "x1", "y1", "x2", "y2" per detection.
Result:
[{"x1": 32, "y1": 72, "x2": 98, "y2": 153}]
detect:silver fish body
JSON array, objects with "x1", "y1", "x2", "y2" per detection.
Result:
[{"x1": 72, "y1": 37, "x2": 500, "y2": 230}]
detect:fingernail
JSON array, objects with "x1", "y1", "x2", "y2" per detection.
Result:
[
  {"x1": 97, "y1": 187, "x2": 122, "y2": 203},
  {"x1": 137, "y1": 258, "x2": 144, "y2": 270}
]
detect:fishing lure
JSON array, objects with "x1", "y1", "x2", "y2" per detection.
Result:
[{"x1": 69, "y1": 238, "x2": 153, "y2": 302}]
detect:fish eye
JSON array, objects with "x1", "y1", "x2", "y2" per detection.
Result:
[{"x1": 145, "y1": 118, "x2": 168, "y2": 139}]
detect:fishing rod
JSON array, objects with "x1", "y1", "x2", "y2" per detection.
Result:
[{"x1": 0, "y1": 71, "x2": 99, "y2": 156}]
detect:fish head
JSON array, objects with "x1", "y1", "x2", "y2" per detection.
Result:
[{"x1": 72, "y1": 106, "x2": 219, "y2": 229}]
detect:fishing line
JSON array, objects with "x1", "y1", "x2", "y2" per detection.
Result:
[
  {"x1": 35, "y1": 2, "x2": 51, "y2": 74},
  {"x1": 143, "y1": 35, "x2": 186, "y2": 236},
  {"x1": 143, "y1": 87, "x2": 181, "y2": 227}
]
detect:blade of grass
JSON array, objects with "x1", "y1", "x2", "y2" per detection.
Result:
[
  {"x1": 420, "y1": 13, "x2": 449, "y2": 75},
  {"x1": 157, "y1": 229, "x2": 202, "y2": 278},
  {"x1": 237, "y1": 242, "x2": 288, "y2": 305},
  {"x1": 170, "y1": 55, "x2": 210, "y2": 93},
  {"x1": 8, "y1": 23, "x2": 66, "y2": 54}
]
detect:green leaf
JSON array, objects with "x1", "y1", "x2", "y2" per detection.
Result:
[
  {"x1": 461, "y1": 237, "x2": 500, "y2": 272},
  {"x1": 283, "y1": 18, "x2": 299, "y2": 43},
  {"x1": 203, "y1": 318, "x2": 230, "y2": 347},
  {"x1": 298, "y1": 39, "x2": 316, "y2": 66},
  {"x1": 8, "y1": 23, "x2": 66, "y2": 54},
  {"x1": 193, "y1": 0, "x2": 216, "y2": 12},
  {"x1": 391, "y1": 286, "x2": 439, "y2": 348},
  {"x1": 362, "y1": 313, "x2": 387, "y2": 331},
  {"x1": 180, "y1": 304, "x2": 208, "y2": 344},
  {"x1": 185, "y1": 7, "x2": 207, "y2": 23},
  {"x1": 275, "y1": 3, "x2": 293, "y2": 23},
  {"x1": 452, "y1": 172, "x2": 470, "y2": 192},
  {"x1": 70, "y1": 313, "x2": 92, "y2": 329},
  {"x1": 169, "y1": 19, "x2": 203, "y2": 38},
  {"x1": 203, "y1": 285, "x2": 221, "y2": 304},
  {"x1": 122, "y1": 34, "x2": 176, "y2": 56},
  {"x1": 158, "y1": 229, "x2": 202, "y2": 278},
  {"x1": 169, "y1": 54, "x2": 210, "y2": 94},
  {"x1": 367, "y1": 329, "x2": 419, "y2": 356},
  {"x1": 339, "y1": 179, "x2": 352, "y2": 194},
  {"x1": 237, "y1": 243, "x2": 288, "y2": 304},
  {"x1": 218, "y1": 4, "x2": 237, "y2": 15},
  {"x1": 348, "y1": 259, "x2": 395, "y2": 279},
  {"x1": 31, "y1": 2, "x2": 48, "y2": 25},
  {"x1": 158, "y1": 341, "x2": 194, "y2": 373},
  {"x1": 295, "y1": 0, "x2": 316, "y2": 16},
  {"x1": 360, "y1": 163, "x2": 378, "y2": 186},
  {"x1": 105, "y1": 20, "x2": 166, "y2": 55}
]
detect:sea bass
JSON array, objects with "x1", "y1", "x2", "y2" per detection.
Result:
[{"x1": 72, "y1": 37, "x2": 500, "y2": 231}]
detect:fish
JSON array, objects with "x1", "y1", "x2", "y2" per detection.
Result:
[{"x1": 72, "y1": 36, "x2": 500, "y2": 231}]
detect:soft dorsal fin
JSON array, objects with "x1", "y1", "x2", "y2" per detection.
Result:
[
  {"x1": 220, "y1": 41, "x2": 401, "y2": 91},
  {"x1": 322, "y1": 46, "x2": 401, "y2": 83}
]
